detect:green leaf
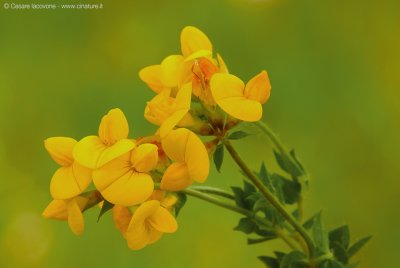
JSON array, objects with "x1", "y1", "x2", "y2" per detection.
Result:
[
  {"x1": 274, "y1": 251, "x2": 286, "y2": 263},
  {"x1": 331, "y1": 242, "x2": 349, "y2": 264},
  {"x1": 273, "y1": 150, "x2": 304, "y2": 177},
  {"x1": 347, "y1": 236, "x2": 372, "y2": 258},
  {"x1": 97, "y1": 200, "x2": 114, "y2": 222},
  {"x1": 243, "y1": 180, "x2": 256, "y2": 195},
  {"x1": 317, "y1": 259, "x2": 345, "y2": 268},
  {"x1": 303, "y1": 212, "x2": 320, "y2": 230},
  {"x1": 258, "y1": 256, "x2": 279, "y2": 268},
  {"x1": 174, "y1": 192, "x2": 187, "y2": 217},
  {"x1": 213, "y1": 143, "x2": 224, "y2": 172},
  {"x1": 234, "y1": 217, "x2": 256, "y2": 234},
  {"x1": 259, "y1": 162, "x2": 272, "y2": 187},
  {"x1": 280, "y1": 251, "x2": 308, "y2": 268},
  {"x1": 271, "y1": 173, "x2": 301, "y2": 205},
  {"x1": 290, "y1": 149, "x2": 306, "y2": 173},
  {"x1": 329, "y1": 225, "x2": 350, "y2": 249},
  {"x1": 248, "y1": 236, "x2": 276, "y2": 245},
  {"x1": 312, "y1": 212, "x2": 330, "y2": 255},
  {"x1": 228, "y1": 131, "x2": 250, "y2": 140}
]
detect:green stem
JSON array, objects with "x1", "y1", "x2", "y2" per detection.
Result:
[
  {"x1": 182, "y1": 187, "x2": 253, "y2": 218},
  {"x1": 224, "y1": 139, "x2": 316, "y2": 258},
  {"x1": 254, "y1": 120, "x2": 307, "y2": 221},
  {"x1": 254, "y1": 120, "x2": 308, "y2": 180},
  {"x1": 182, "y1": 187, "x2": 298, "y2": 250},
  {"x1": 189, "y1": 186, "x2": 235, "y2": 200}
]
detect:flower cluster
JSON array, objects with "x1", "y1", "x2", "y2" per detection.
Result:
[{"x1": 42, "y1": 26, "x2": 271, "y2": 250}]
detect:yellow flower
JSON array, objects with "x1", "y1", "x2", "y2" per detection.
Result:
[
  {"x1": 93, "y1": 143, "x2": 158, "y2": 206},
  {"x1": 139, "y1": 55, "x2": 187, "y2": 94},
  {"x1": 44, "y1": 137, "x2": 92, "y2": 200},
  {"x1": 139, "y1": 26, "x2": 213, "y2": 94},
  {"x1": 181, "y1": 26, "x2": 213, "y2": 61},
  {"x1": 113, "y1": 200, "x2": 178, "y2": 250},
  {"x1": 192, "y1": 56, "x2": 228, "y2": 105},
  {"x1": 161, "y1": 128, "x2": 209, "y2": 191},
  {"x1": 73, "y1": 108, "x2": 135, "y2": 169},
  {"x1": 210, "y1": 71, "x2": 271, "y2": 122},
  {"x1": 144, "y1": 83, "x2": 194, "y2": 138},
  {"x1": 42, "y1": 196, "x2": 87, "y2": 235}
]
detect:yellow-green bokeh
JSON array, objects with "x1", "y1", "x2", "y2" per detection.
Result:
[{"x1": 1, "y1": 0, "x2": 399, "y2": 267}]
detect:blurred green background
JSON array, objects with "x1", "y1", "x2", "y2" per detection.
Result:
[{"x1": 1, "y1": 0, "x2": 399, "y2": 267}]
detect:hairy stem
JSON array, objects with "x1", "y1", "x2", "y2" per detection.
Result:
[{"x1": 224, "y1": 139, "x2": 316, "y2": 258}]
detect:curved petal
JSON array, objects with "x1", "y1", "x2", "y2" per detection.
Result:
[
  {"x1": 174, "y1": 82, "x2": 192, "y2": 110},
  {"x1": 161, "y1": 129, "x2": 189, "y2": 162},
  {"x1": 50, "y1": 163, "x2": 91, "y2": 200},
  {"x1": 185, "y1": 132, "x2": 209, "y2": 183},
  {"x1": 148, "y1": 206, "x2": 178, "y2": 233},
  {"x1": 131, "y1": 143, "x2": 158, "y2": 173},
  {"x1": 181, "y1": 26, "x2": 212, "y2": 58},
  {"x1": 244, "y1": 70, "x2": 271, "y2": 104},
  {"x1": 44, "y1": 137, "x2": 76, "y2": 166},
  {"x1": 97, "y1": 139, "x2": 136, "y2": 168},
  {"x1": 67, "y1": 198, "x2": 84, "y2": 235},
  {"x1": 42, "y1": 199, "x2": 68, "y2": 220},
  {"x1": 144, "y1": 89, "x2": 174, "y2": 126},
  {"x1": 160, "y1": 162, "x2": 192, "y2": 191},
  {"x1": 73, "y1": 136, "x2": 106, "y2": 169},
  {"x1": 139, "y1": 65, "x2": 165, "y2": 93},
  {"x1": 101, "y1": 172, "x2": 154, "y2": 206},
  {"x1": 160, "y1": 55, "x2": 184, "y2": 88},
  {"x1": 159, "y1": 109, "x2": 189, "y2": 138},
  {"x1": 184, "y1": 49, "x2": 212, "y2": 62},
  {"x1": 126, "y1": 221, "x2": 150, "y2": 250},
  {"x1": 146, "y1": 229, "x2": 163, "y2": 245},
  {"x1": 217, "y1": 97, "x2": 263, "y2": 122},
  {"x1": 113, "y1": 205, "x2": 132, "y2": 235},
  {"x1": 93, "y1": 152, "x2": 131, "y2": 191},
  {"x1": 210, "y1": 73, "x2": 245, "y2": 102},
  {"x1": 98, "y1": 108, "x2": 129, "y2": 145},
  {"x1": 217, "y1": 53, "x2": 229, "y2": 73}
]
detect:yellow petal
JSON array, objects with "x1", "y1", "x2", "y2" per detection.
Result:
[
  {"x1": 101, "y1": 172, "x2": 154, "y2": 206},
  {"x1": 139, "y1": 65, "x2": 165, "y2": 93},
  {"x1": 210, "y1": 73, "x2": 245, "y2": 101},
  {"x1": 160, "y1": 55, "x2": 184, "y2": 88},
  {"x1": 131, "y1": 143, "x2": 158, "y2": 173},
  {"x1": 159, "y1": 109, "x2": 189, "y2": 139},
  {"x1": 125, "y1": 200, "x2": 160, "y2": 250},
  {"x1": 50, "y1": 162, "x2": 92, "y2": 200},
  {"x1": 184, "y1": 49, "x2": 212, "y2": 62},
  {"x1": 144, "y1": 89, "x2": 174, "y2": 126},
  {"x1": 185, "y1": 131, "x2": 210, "y2": 183},
  {"x1": 148, "y1": 206, "x2": 178, "y2": 233},
  {"x1": 67, "y1": 198, "x2": 84, "y2": 235},
  {"x1": 42, "y1": 199, "x2": 68, "y2": 220},
  {"x1": 217, "y1": 53, "x2": 229, "y2": 73},
  {"x1": 160, "y1": 162, "x2": 192, "y2": 191},
  {"x1": 98, "y1": 108, "x2": 129, "y2": 145},
  {"x1": 181, "y1": 26, "x2": 213, "y2": 58},
  {"x1": 161, "y1": 129, "x2": 188, "y2": 163},
  {"x1": 217, "y1": 97, "x2": 263, "y2": 122},
  {"x1": 160, "y1": 195, "x2": 178, "y2": 209},
  {"x1": 147, "y1": 228, "x2": 163, "y2": 245},
  {"x1": 92, "y1": 152, "x2": 131, "y2": 191},
  {"x1": 174, "y1": 82, "x2": 192, "y2": 110},
  {"x1": 113, "y1": 205, "x2": 132, "y2": 235},
  {"x1": 244, "y1": 70, "x2": 271, "y2": 104},
  {"x1": 74, "y1": 136, "x2": 135, "y2": 169},
  {"x1": 44, "y1": 137, "x2": 77, "y2": 166}
]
